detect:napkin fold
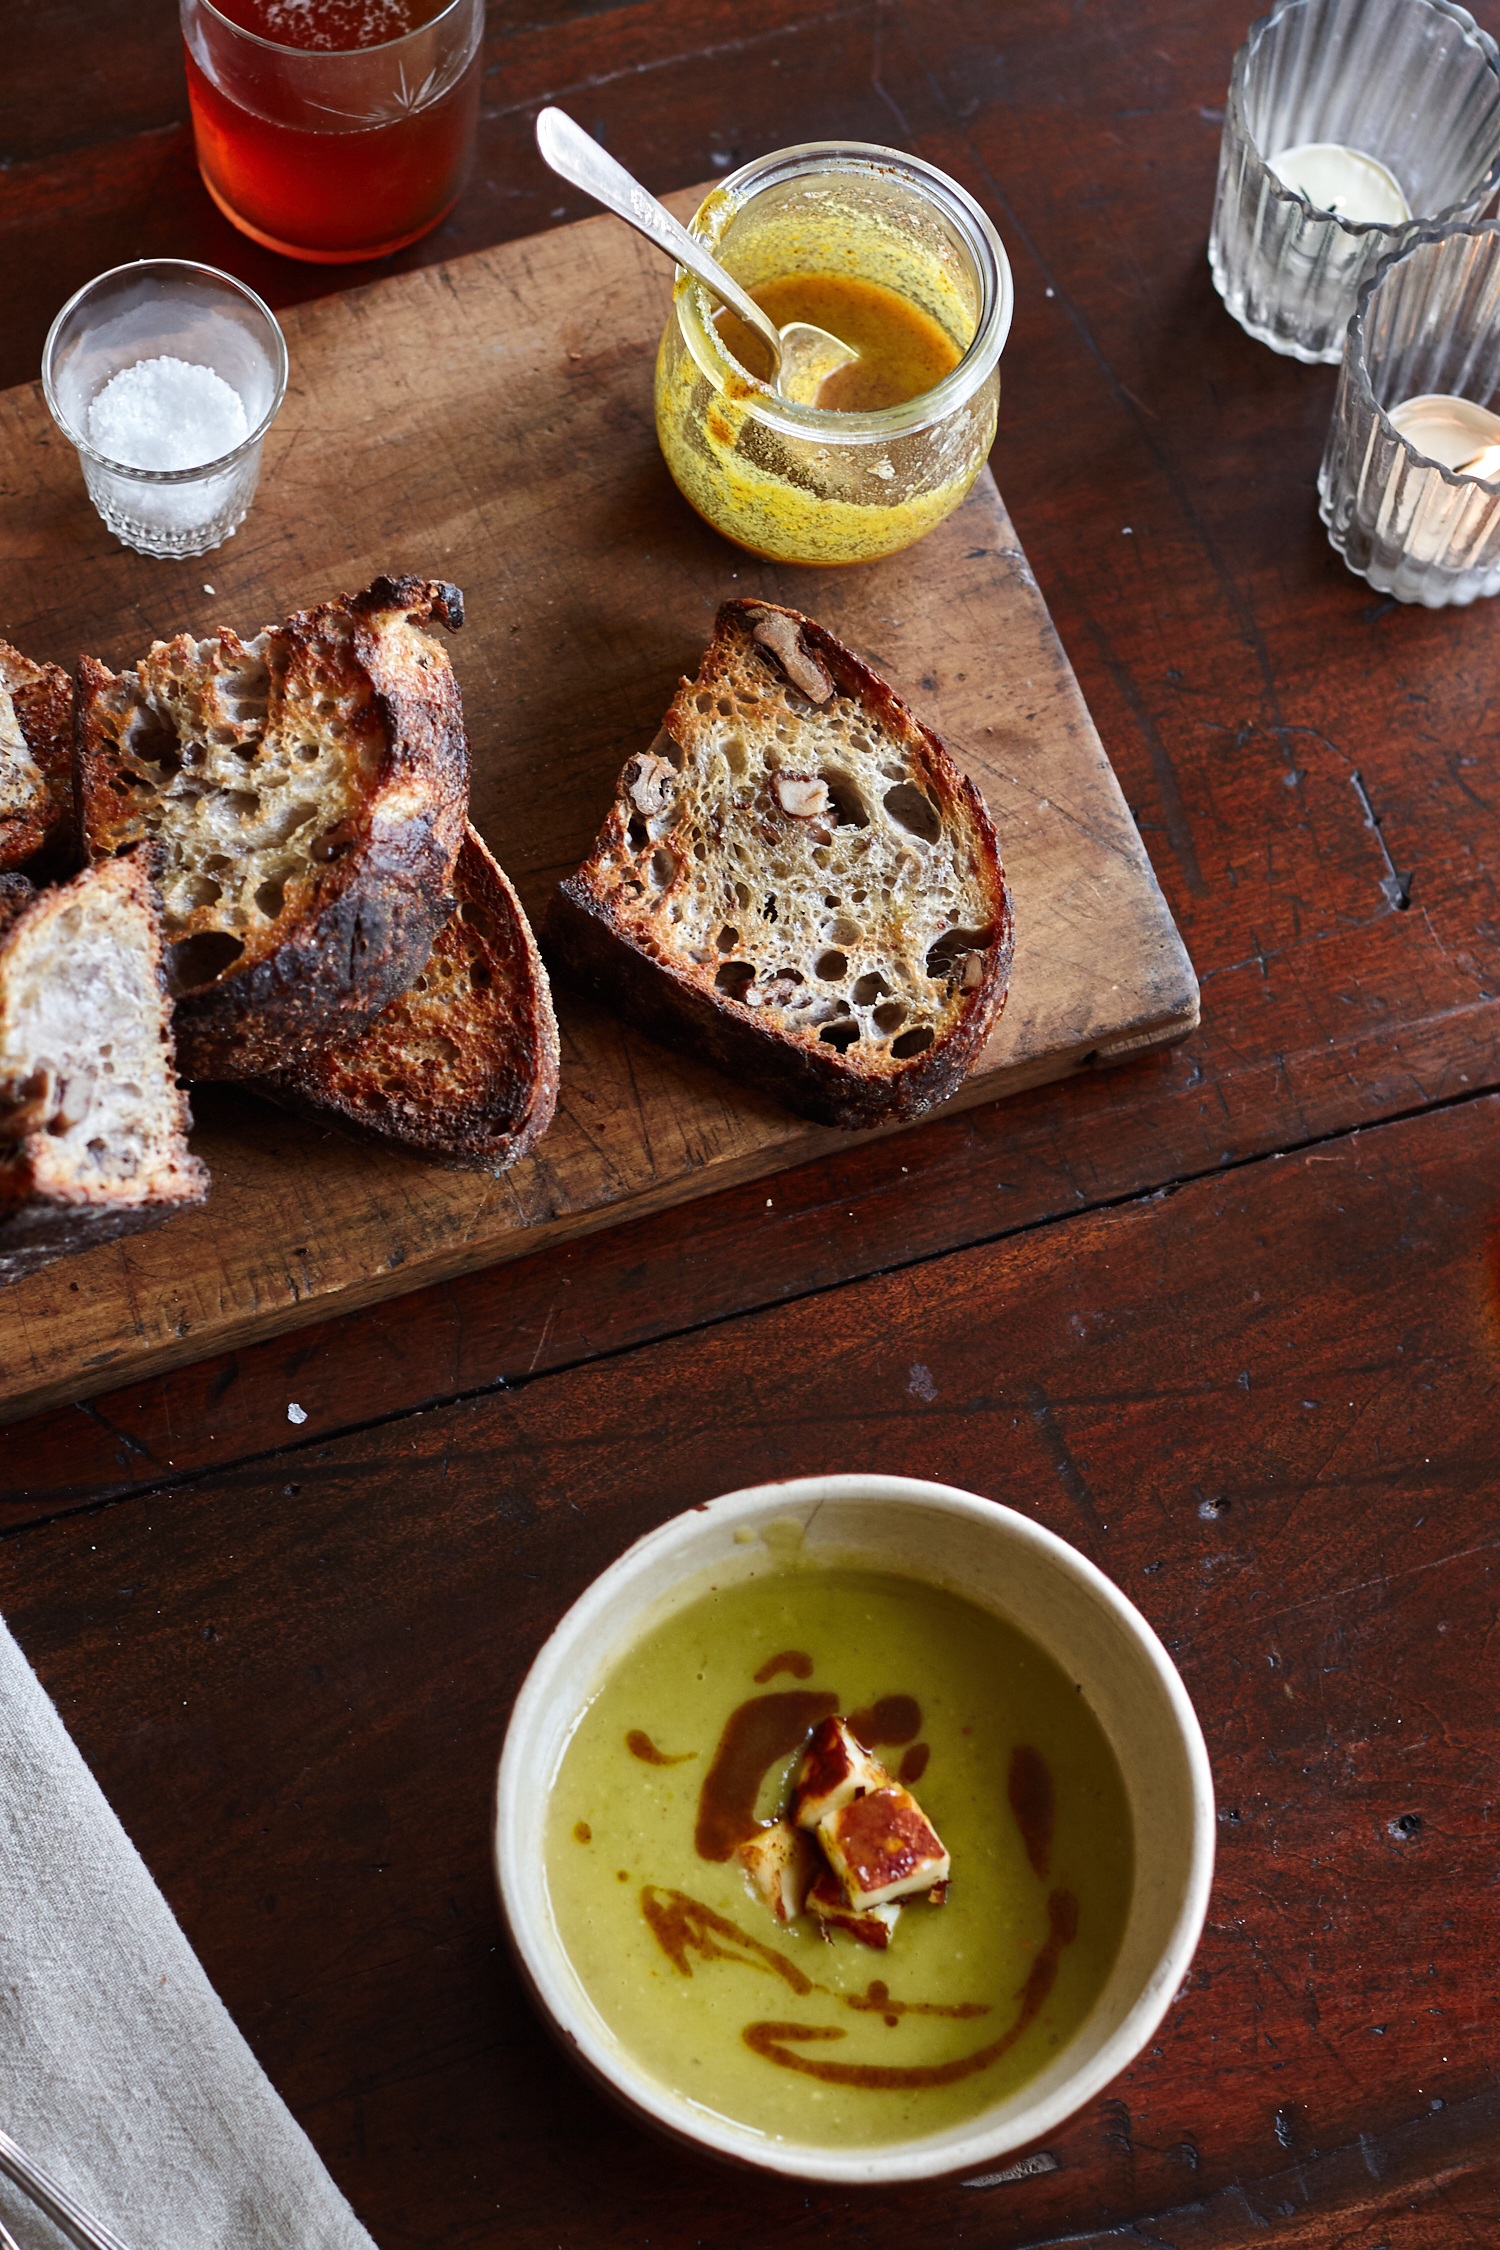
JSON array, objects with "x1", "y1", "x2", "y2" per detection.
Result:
[{"x1": 0, "y1": 1612, "x2": 377, "y2": 2250}]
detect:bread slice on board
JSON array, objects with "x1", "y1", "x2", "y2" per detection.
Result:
[
  {"x1": 546, "y1": 599, "x2": 1014, "y2": 1130},
  {"x1": 197, "y1": 824, "x2": 560, "y2": 1173},
  {"x1": 76, "y1": 575, "x2": 469, "y2": 1073},
  {"x1": 0, "y1": 642, "x2": 74, "y2": 875},
  {"x1": 0, "y1": 852, "x2": 207, "y2": 1289}
]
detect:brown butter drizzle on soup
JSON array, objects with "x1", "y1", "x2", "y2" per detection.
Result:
[{"x1": 546, "y1": 1567, "x2": 1133, "y2": 2146}]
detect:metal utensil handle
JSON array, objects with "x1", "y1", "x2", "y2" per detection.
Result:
[
  {"x1": 0, "y1": 2129, "x2": 137, "y2": 2250},
  {"x1": 534, "y1": 108, "x2": 783, "y2": 370}
]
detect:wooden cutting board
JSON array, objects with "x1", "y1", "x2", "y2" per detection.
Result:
[{"x1": 0, "y1": 192, "x2": 1197, "y2": 1423}]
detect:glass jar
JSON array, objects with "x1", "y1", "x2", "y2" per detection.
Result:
[{"x1": 655, "y1": 143, "x2": 1013, "y2": 566}]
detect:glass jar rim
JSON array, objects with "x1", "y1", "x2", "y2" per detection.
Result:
[
  {"x1": 1349, "y1": 215, "x2": 1500, "y2": 489},
  {"x1": 1230, "y1": 0, "x2": 1500, "y2": 239},
  {"x1": 192, "y1": 0, "x2": 476, "y2": 59},
  {"x1": 672, "y1": 141, "x2": 1013, "y2": 443},
  {"x1": 42, "y1": 259, "x2": 290, "y2": 482}
]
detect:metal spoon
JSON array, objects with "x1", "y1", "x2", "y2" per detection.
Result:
[
  {"x1": 535, "y1": 109, "x2": 857, "y2": 405},
  {"x1": 0, "y1": 2127, "x2": 136, "y2": 2250}
]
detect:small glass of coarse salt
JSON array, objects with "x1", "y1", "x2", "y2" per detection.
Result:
[{"x1": 42, "y1": 260, "x2": 288, "y2": 557}]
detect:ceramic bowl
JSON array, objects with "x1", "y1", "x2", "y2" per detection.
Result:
[{"x1": 493, "y1": 1472, "x2": 1215, "y2": 2185}]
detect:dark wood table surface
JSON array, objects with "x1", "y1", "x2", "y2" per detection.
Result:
[{"x1": 5, "y1": 4, "x2": 1500, "y2": 2245}]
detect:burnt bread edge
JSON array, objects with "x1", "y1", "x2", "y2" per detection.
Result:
[
  {"x1": 208, "y1": 825, "x2": 561, "y2": 1173},
  {"x1": 75, "y1": 577, "x2": 470, "y2": 1061},
  {"x1": 545, "y1": 599, "x2": 1014, "y2": 1132}
]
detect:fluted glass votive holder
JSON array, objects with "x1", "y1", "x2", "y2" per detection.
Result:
[
  {"x1": 1319, "y1": 222, "x2": 1500, "y2": 606},
  {"x1": 1209, "y1": 0, "x2": 1500, "y2": 364}
]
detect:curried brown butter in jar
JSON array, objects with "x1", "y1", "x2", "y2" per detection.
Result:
[
  {"x1": 714, "y1": 273, "x2": 964, "y2": 412},
  {"x1": 655, "y1": 144, "x2": 1013, "y2": 566}
]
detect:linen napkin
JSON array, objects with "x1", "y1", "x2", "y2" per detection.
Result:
[{"x1": 0, "y1": 1613, "x2": 378, "y2": 2250}]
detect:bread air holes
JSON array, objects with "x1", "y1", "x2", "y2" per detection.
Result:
[
  {"x1": 821, "y1": 769, "x2": 869, "y2": 828},
  {"x1": 648, "y1": 848, "x2": 676, "y2": 889},
  {"x1": 169, "y1": 931, "x2": 245, "y2": 991},
  {"x1": 883, "y1": 783, "x2": 941, "y2": 843},
  {"x1": 219, "y1": 667, "x2": 270, "y2": 731},
  {"x1": 891, "y1": 1026, "x2": 934, "y2": 1058},
  {"x1": 460, "y1": 900, "x2": 495, "y2": 942},
  {"x1": 819, "y1": 1021, "x2": 861, "y2": 1052},
  {"x1": 259, "y1": 799, "x2": 319, "y2": 848},
  {"x1": 121, "y1": 710, "x2": 181, "y2": 776},
  {"x1": 715, "y1": 960, "x2": 754, "y2": 997},
  {"x1": 254, "y1": 872, "x2": 291, "y2": 920},
  {"x1": 627, "y1": 814, "x2": 649, "y2": 851},
  {"x1": 873, "y1": 1001, "x2": 908, "y2": 1033},
  {"x1": 851, "y1": 971, "x2": 889, "y2": 1007},
  {"x1": 715, "y1": 925, "x2": 739, "y2": 953},
  {"x1": 927, "y1": 927, "x2": 991, "y2": 979},
  {"x1": 815, "y1": 950, "x2": 847, "y2": 981}
]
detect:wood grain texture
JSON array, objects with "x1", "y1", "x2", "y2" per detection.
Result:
[
  {"x1": 4, "y1": 1091, "x2": 1497, "y2": 2246},
  {"x1": 6, "y1": 1, "x2": 1500, "y2": 2236},
  {"x1": 0, "y1": 195, "x2": 1194, "y2": 1423}
]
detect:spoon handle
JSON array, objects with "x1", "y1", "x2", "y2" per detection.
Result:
[{"x1": 535, "y1": 109, "x2": 783, "y2": 370}]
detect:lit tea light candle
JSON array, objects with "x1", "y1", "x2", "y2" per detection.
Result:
[
  {"x1": 1387, "y1": 392, "x2": 1500, "y2": 478},
  {"x1": 1266, "y1": 141, "x2": 1410, "y2": 224},
  {"x1": 1376, "y1": 392, "x2": 1500, "y2": 570}
]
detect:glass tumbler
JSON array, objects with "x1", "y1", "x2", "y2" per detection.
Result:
[
  {"x1": 43, "y1": 260, "x2": 288, "y2": 559},
  {"x1": 180, "y1": 0, "x2": 484, "y2": 263},
  {"x1": 1319, "y1": 222, "x2": 1500, "y2": 605},
  {"x1": 1209, "y1": 0, "x2": 1500, "y2": 363},
  {"x1": 654, "y1": 143, "x2": 1013, "y2": 566}
]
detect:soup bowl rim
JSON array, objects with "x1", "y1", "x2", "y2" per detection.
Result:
[{"x1": 493, "y1": 1470, "x2": 1215, "y2": 2185}]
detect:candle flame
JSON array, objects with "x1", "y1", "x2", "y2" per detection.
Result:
[{"x1": 1457, "y1": 443, "x2": 1500, "y2": 481}]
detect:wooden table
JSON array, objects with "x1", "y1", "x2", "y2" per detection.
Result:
[{"x1": 4, "y1": 4, "x2": 1499, "y2": 2245}]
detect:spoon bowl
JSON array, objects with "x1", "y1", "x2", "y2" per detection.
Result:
[{"x1": 535, "y1": 109, "x2": 857, "y2": 405}]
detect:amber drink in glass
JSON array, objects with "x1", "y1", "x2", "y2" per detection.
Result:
[{"x1": 181, "y1": 0, "x2": 483, "y2": 264}]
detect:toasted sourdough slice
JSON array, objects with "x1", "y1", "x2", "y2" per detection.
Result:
[
  {"x1": 197, "y1": 826, "x2": 560, "y2": 1173},
  {"x1": 0, "y1": 853, "x2": 208, "y2": 1289},
  {"x1": 0, "y1": 642, "x2": 74, "y2": 874},
  {"x1": 76, "y1": 575, "x2": 468, "y2": 1071},
  {"x1": 546, "y1": 599, "x2": 1013, "y2": 1130}
]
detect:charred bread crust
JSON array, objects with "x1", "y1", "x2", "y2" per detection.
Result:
[
  {"x1": 0, "y1": 852, "x2": 207, "y2": 1289},
  {"x1": 546, "y1": 599, "x2": 1013, "y2": 1132},
  {"x1": 75, "y1": 578, "x2": 469, "y2": 1060},
  {"x1": 0, "y1": 643, "x2": 75, "y2": 875},
  {"x1": 0, "y1": 874, "x2": 34, "y2": 943},
  {"x1": 197, "y1": 825, "x2": 560, "y2": 1173}
]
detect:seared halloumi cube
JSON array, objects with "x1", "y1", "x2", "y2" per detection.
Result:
[
  {"x1": 736, "y1": 1819, "x2": 814, "y2": 1922},
  {"x1": 790, "y1": 1716, "x2": 891, "y2": 1829},
  {"x1": 817, "y1": 1784, "x2": 950, "y2": 1909},
  {"x1": 804, "y1": 1866, "x2": 901, "y2": 1949}
]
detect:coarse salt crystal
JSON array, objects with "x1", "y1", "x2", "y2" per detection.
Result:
[{"x1": 87, "y1": 356, "x2": 249, "y2": 472}]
